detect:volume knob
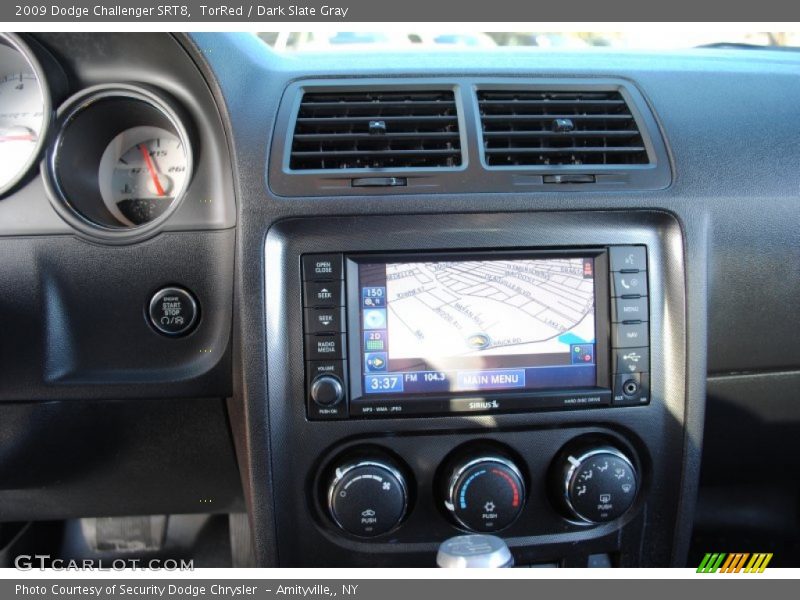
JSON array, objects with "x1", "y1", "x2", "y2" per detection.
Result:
[{"x1": 310, "y1": 374, "x2": 344, "y2": 407}]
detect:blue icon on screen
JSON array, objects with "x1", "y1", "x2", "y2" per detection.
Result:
[
  {"x1": 364, "y1": 352, "x2": 388, "y2": 373},
  {"x1": 364, "y1": 330, "x2": 387, "y2": 352},
  {"x1": 362, "y1": 287, "x2": 386, "y2": 308},
  {"x1": 363, "y1": 308, "x2": 387, "y2": 330}
]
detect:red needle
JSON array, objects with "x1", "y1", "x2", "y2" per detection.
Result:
[
  {"x1": 0, "y1": 134, "x2": 36, "y2": 142},
  {"x1": 138, "y1": 143, "x2": 166, "y2": 197}
]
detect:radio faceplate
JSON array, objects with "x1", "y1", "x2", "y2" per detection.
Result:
[{"x1": 302, "y1": 247, "x2": 650, "y2": 420}]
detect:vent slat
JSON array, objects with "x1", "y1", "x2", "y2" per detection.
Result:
[
  {"x1": 484, "y1": 147, "x2": 646, "y2": 154},
  {"x1": 482, "y1": 130, "x2": 640, "y2": 138},
  {"x1": 290, "y1": 90, "x2": 462, "y2": 170},
  {"x1": 294, "y1": 132, "x2": 460, "y2": 141},
  {"x1": 481, "y1": 114, "x2": 633, "y2": 121},
  {"x1": 479, "y1": 99, "x2": 626, "y2": 107},
  {"x1": 293, "y1": 149, "x2": 461, "y2": 158},
  {"x1": 299, "y1": 100, "x2": 456, "y2": 109},
  {"x1": 478, "y1": 90, "x2": 650, "y2": 167}
]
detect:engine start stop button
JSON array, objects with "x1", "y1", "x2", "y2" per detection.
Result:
[{"x1": 148, "y1": 286, "x2": 199, "y2": 336}]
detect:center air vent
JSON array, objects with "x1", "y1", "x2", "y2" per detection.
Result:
[
  {"x1": 289, "y1": 90, "x2": 462, "y2": 170},
  {"x1": 478, "y1": 90, "x2": 650, "y2": 167}
]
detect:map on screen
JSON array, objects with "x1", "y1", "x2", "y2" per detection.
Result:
[{"x1": 384, "y1": 258, "x2": 595, "y2": 360}]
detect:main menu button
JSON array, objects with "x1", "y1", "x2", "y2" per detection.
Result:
[{"x1": 612, "y1": 296, "x2": 649, "y2": 323}]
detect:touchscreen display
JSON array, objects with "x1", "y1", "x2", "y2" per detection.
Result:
[{"x1": 357, "y1": 256, "x2": 597, "y2": 396}]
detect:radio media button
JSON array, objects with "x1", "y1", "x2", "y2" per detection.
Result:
[
  {"x1": 612, "y1": 297, "x2": 649, "y2": 323},
  {"x1": 611, "y1": 272, "x2": 648, "y2": 297},
  {"x1": 613, "y1": 348, "x2": 650, "y2": 374},
  {"x1": 609, "y1": 246, "x2": 647, "y2": 272},
  {"x1": 304, "y1": 307, "x2": 346, "y2": 334},
  {"x1": 303, "y1": 281, "x2": 344, "y2": 307},
  {"x1": 612, "y1": 322, "x2": 649, "y2": 348},
  {"x1": 306, "y1": 334, "x2": 346, "y2": 360},
  {"x1": 302, "y1": 254, "x2": 343, "y2": 281}
]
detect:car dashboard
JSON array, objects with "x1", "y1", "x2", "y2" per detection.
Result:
[{"x1": 0, "y1": 32, "x2": 798, "y2": 568}]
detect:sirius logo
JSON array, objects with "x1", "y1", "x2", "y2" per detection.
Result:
[{"x1": 468, "y1": 400, "x2": 500, "y2": 410}]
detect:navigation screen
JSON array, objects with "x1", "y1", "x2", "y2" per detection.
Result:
[{"x1": 357, "y1": 256, "x2": 597, "y2": 397}]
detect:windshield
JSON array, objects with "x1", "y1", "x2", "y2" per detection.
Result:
[{"x1": 259, "y1": 31, "x2": 800, "y2": 52}]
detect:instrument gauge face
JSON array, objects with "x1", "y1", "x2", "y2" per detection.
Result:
[
  {"x1": 0, "y1": 35, "x2": 49, "y2": 196},
  {"x1": 98, "y1": 126, "x2": 189, "y2": 226}
]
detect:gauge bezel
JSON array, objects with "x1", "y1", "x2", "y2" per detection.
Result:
[
  {"x1": 43, "y1": 84, "x2": 194, "y2": 244},
  {"x1": 0, "y1": 32, "x2": 53, "y2": 198}
]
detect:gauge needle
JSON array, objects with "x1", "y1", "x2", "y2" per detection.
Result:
[
  {"x1": 0, "y1": 134, "x2": 36, "y2": 142},
  {"x1": 138, "y1": 143, "x2": 166, "y2": 197},
  {"x1": 0, "y1": 127, "x2": 37, "y2": 143}
]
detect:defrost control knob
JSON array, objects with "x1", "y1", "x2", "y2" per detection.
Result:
[
  {"x1": 327, "y1": 460, "x2": 408, "y2": 537},
  {"x1": 554, "y1": 444, "x2": 638, "y2": 524}
]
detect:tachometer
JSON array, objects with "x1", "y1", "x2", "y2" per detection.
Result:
[
  {"x1": 0, "y1": 34, "x2": 50, "y2": 196},
  {"x1": 98, "y1": 126, "x2": 189, "y2": 226}
]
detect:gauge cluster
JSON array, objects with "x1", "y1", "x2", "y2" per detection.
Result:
[
  {"x1": 0, "y1": 33, "x2": 50, "y2": 196},
  {"x1": 42, "y1": 86, "x2": 194, "y2": 242},
  {"x1": 0, "y1": 33, "x2": 218, "y2": 243}
]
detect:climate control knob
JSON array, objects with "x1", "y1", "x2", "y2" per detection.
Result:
[
  {"x1": 553, "y1": 444, "x2": 638, "y2": 524},
  {"x1": 327, "y1": 459, "x2": 408, "y2": 537},
  {"x1": 443, "y1": 456, "x2": 525, "y2": 532}
]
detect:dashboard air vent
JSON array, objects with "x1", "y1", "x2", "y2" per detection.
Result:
[
  {"x1": 478, "y1": 90, "x2": 650, "y2": 167},
  {"x1": 289, "y1": 90, "x2": 462, "y2": 170}
]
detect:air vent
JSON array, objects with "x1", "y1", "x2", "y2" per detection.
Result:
[
  {"x1": 289, "y1": 91, "x2": 462, "y2": 170},
  {"x1": 478, "y1": 90, "x2": 650, "y2": 167}
]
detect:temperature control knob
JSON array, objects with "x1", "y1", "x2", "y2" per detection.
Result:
[
  {"x1": 327, "y1": 459, "x2": 408, "y2": 537},
  {"x1": 443, "y1": 456, "x2": 525, "y2": 532},
  {"x1": 553, "y1": 444, "x2": 638, "y2": 524}
]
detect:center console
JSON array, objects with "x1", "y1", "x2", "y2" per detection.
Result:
[{"x1": 264, "y1": 210, "x2": 687, "y2": 567}]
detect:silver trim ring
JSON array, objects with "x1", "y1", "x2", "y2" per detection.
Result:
[
  {"x1": 563, "y1": 446, "x2": 636, "y2": 524},
  {"x1": 0, "y1": 33, "x2": 52, "y2": 198},
  {"x1": 445, "y1": 455, "x2": 525, "y2": 532},
  {"x1": 42, "y1": 84, "x2": 194, "y2": 244},
  {"x1": 326, "y1": 460, "x2": 408, "y2": 538}
]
